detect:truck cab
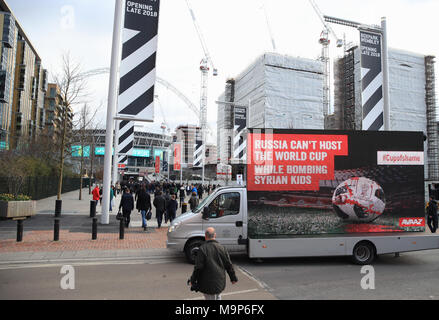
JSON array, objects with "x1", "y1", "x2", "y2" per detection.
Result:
[{"x1": 167, "y1": 186, "x2": 247, "y2": 263}]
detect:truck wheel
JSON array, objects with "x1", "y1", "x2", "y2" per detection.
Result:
[
  {"x1": 185, "y1": 239, "x2": 204, "y2": 264},
  {"x1": 352, "y1": 241, "x2": 376, "y2": 265}
]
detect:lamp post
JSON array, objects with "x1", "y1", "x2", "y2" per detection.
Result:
[{"x1": 101, "y1": 0, "x2": 123, "y2": 225}]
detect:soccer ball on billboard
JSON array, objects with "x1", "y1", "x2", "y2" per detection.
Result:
[{"x1": 332, "y1": 177, "x2": 386, "y2": 223}]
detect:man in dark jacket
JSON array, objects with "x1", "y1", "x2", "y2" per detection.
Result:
[
  {"x1": 136, "y1": 185, "x2": 152, "y2": 231},
  {"x1": 198, "y1": 185, "x2": 204, "y2": 200},
  {"x1": 167, "y1": 194, "x2": 179, "y2": 223},
  {"x1": 119, "y1": 188, "x2": 135, "y2": 228},
  {"x1": 427, "y1": 196, "x2": 438, "y2": 233},
  {"x1": 164, "y1": 191, "x2": 171, "y2": 223},
  {"x1": 153, "y1": 191, "x2": 166, "y2": 228},
  {"x1": 189, "y1": 227, "x2": 238, "y2": 300}
]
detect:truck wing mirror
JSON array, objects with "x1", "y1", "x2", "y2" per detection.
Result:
[{"x1": 202, "y1": 207, "x2": 209, "y2": 220}]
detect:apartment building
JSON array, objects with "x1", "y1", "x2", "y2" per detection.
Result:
[{"x1": 0, "y1": 0, "x2": 47, "y2": 150}]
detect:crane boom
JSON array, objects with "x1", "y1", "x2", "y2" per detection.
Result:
[
  {"x1": 308, "y1": 0, "x2": 343, "y2": 47},
  {"x1": 80, "y1": 68, "x2": 213, "y2": 135},
  {"x1": 184, "y1": 0, "x2": 217, "y2": 75},
  {"x1": 261, "y1": 4, "x2": 277, "y2": 52}
]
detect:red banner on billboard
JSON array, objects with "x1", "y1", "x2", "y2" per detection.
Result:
[
  {"x1": 247, "y1": 133, "x2": 348, "y2": 191},
  {"x1": 174, "y1": 144, "x2": 181, "y2": 171},
  {"x1": 155, "y1": 156, "x2": 160, "y2": 174}
]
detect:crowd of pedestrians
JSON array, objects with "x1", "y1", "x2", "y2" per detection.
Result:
[{"x1": 91, "y1": 179, "x2": 219, "y2": 231}]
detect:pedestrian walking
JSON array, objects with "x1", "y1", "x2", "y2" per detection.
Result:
[
  {"x1": 92, "y1": 185, "x2": 100, "y2": 206},
  {"x1": 186, "y1": 185, "x2": 191, "y2": 197},
  {"x1": 198, "y1": 185, "x2": 204, "y2": 200},
  {"x1": 112, "y1": 185, "x2": 117, "y2": 199},
  {"x1": 179, "y1": 185, "x2": 185, "y2": 208},
  {"x1": 109, "y1": 186, "x2": 114, "y2": 212},
  {"x1": 427, "y1": 196, "x2": 438, "y2": 233},
  {"x1": 99, "y1": 186, "x2": 103, "y2": 206},
  {"x1": 153, "y1": 191, "x2": 166, "y2": 228},
  {"x1": 192, "y1": 185, "x2": 198, "y2": 196},
  {"x1": 167, "y1": 194, "x2": 179, "y2": 223},
  {"x1": 119, "y1": 188, "x2": 135, "y2": 228},
  {"x1": 189, "y1": 192, "x2": 199, "y2": 212},
  {"x1": 188, "y1": 227, "x2": 238, "y2": 300},
  {"x1": 164, "y1": 191, "x2": 171, "y2": 223},
  {"x1": 136, "y1": 185, "x2": 152, "y2": 231}
]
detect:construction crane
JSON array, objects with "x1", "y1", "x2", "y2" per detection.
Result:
[
  {"x1": 308, "y1": 0, "x2": 343, "y2": 117},
  {"x1": 184, "y1": 0, "x2": 218, "y2": 183},
  {"x1": 154, "y1": 95, "x2": 170, "y2": 134},
  {"x1": 261, "y1": 3, "x2": 277, "y2": 52},
  {"x1": 81, "y1": 68, "x2": 214, "y2": 136}
]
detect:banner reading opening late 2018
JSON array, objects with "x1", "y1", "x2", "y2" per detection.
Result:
[
  {"x1": 360, "y1": 30, "x2": 384, "y2": 131},
  {"x1": 247, "y1": 129, "x2": 425, "y2": 237},
  {"x1": 118, "y1": 0, "x2": 160, "y2": 121}
]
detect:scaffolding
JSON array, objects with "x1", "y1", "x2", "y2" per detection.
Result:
[
  {"x1": 425, "y1": 56, "x2": 439, "y2": 181},
  {"x1": 217, "y1": 79, "x2": 234, "y2": 164},
  {"x1": 330, "y1": 47, "x2": 358, "y2": 130}
]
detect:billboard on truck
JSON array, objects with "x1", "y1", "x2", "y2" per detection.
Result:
[{"x1": 246, "y1": 129, "x2": 425, "y2": 238}]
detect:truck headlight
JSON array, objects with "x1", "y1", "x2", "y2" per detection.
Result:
[{"x1": 169, "y1": 222, "x2": 181, "y2": 233}]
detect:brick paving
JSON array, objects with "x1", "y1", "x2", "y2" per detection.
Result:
[
  {"x1": 0, "y1": 227, "x2": 168, "y2": 253},
  {"x1": 0, "y1": 188, "x2": 190, "y2": 255}
]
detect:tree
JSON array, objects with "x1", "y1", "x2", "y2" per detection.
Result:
[
  {"x1": 75, "y1": 104, "x2": 98, "y2": 200},
  {"x1": 53, "y1": 53, "x2": 88, "y2": 201}
]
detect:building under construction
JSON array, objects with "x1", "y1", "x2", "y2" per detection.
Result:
[
  {"x1": 217, "y1": 52, "x2": 325, "y2": 164},
  {"x1": 327, "y1": 47, "x2": 439, "y2": 182}
]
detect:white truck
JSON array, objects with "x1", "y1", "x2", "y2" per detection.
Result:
[{"x1": 167, "y1": 129, "x2": 439, "y2": 265}]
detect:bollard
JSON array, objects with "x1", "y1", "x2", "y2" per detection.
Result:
[
  {"x1": 90, "y1": 200, "x2": 97, "y2": 218},
  {"x1": 92, "y1": 218, "x2": 98, "y2": 240},
  {"x1": 119, "y1": 218, "x2": 125, "y2": 240},
  {"x1": 182, "y1": 203, "x2": 187, "y2": 214},
  {"x1": 16, "y1": 219, "x2": 24, "y2": 242},
  {"x1": 55, "y1": 200, "x2": 62, "y2": 218},
  {"x1": 54, "y1": 218, "x2": 60, "y2": 241}
]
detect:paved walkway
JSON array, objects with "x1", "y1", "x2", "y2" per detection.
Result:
[{"x1": 0, "y1": 188, "x2": 193, "y2": 258}]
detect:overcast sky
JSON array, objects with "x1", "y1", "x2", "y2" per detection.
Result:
[{"x1": 8, "y1": 0, "x2": 439, "y2": 143}]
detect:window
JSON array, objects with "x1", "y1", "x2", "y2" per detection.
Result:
[{"x1": 207, "y1": 192, "x2": 240, "y2": 219}]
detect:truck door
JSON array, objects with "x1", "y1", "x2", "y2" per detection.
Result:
[{"x1": 203, "y1": 191, "x2": 244, "y2": 248}]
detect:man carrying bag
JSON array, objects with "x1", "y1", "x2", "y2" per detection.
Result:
[
  {"x1": 188, "y1": 227, "x2": 238, "y2": 300},
  {"x1": 136, "y1": 185, "x2": 152, "y2": 231},
  {"x1": 119, "y1": 188, "x2": 134, "y2": 228}
]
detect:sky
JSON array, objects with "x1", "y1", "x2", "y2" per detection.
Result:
[{"x1": 8, "y1": 0, "x2": 439, "y2": 143}]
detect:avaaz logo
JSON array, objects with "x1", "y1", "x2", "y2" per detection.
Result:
[{"x1": 399, "y1": 218, "x2": 425, "y2": 227}]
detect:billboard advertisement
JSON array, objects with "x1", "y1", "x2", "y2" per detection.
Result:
[
  {"x1": 174, "y1": 143, "x2": 181, "y2": 171},
  {"x1": 233, "y1": 106, "x2": 247, "y2": 161},
  {"x1": 155, "y1": 156, "x2": 160, "y2": 174},
  {"x1": 247, "y1": 129, "x2": 425, "y2": 237},
  {"x1": 118, "y1": 0, "x2": 160, "y2": 122},
  {"x1": 193, "y1": 128, "x2": 203, "y2": 168},
  {"x1": 360, "y1": 30, "x2": 384, "y2": 131}
]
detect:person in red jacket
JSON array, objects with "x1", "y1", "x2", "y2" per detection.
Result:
[{"x1": 92, "y1": 185, "x2": 100, "y2": 205}]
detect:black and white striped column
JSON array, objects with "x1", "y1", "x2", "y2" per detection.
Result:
[
  {"x1": 193, "y1": 140, "x2": 203, "y2": 167},
  {"x1": 118, "y1": 27, "x2": 157, "y2": 120},
  {"x1": 117, "y1": 1, "x2": 160, "y2": 163},
  {"x1": 117, "y1": 120, "x2": 134, "y2": 166},
  {"x1": 233, "y1": 106, "x2": 247, "y2": 161},
  {"x1": 360, "y1": 30, "x2": 384, "y2": 131}
]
